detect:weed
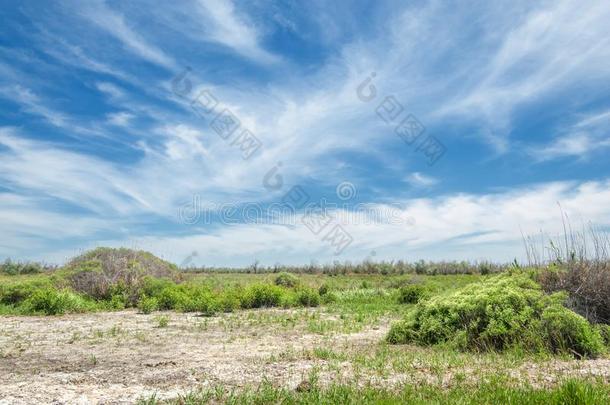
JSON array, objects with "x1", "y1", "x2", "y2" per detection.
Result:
[
  {"x1": 155, "y1": 315, "x2": 169, "y2": 328},
  {"x1": 138, "y1": 296, "x2": 159, "y2": 314}
]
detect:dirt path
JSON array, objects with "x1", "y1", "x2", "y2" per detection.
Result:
[{"x1": 0, "y1": 309, "x2": 608, "y2": 404}]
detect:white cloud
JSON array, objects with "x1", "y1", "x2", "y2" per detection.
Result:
[
  {"x1": 148, "y1": 179, "x2": 610, "y2": 266},
  {"x1": 405, "y1": 172, "x2": 439, "y2": 187},
  {"x1": 434, "y1": 0, "x2": 610, "y2": 150},
  {"x1": 106, "y1": 111, "x2": 134, "y2": 127},
  {"x1": 532, "y1": 109, "x2": 610, "y2": 160},
  {"x1": 194, "y1": 0, "x2": 279, "y2": 64},
  {"x1": 74, "y1": 0, "x2": 176, "y2": 69},
  {"x1": 1, "y1": 85, "x2": 68, "y2": 128}
]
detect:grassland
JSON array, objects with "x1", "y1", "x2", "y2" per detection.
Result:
[{"x1": 1, "y1": 250, "x2": 609, "y2": 404}]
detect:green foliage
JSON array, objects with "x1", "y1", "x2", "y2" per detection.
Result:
[
  {"x1": 141, "y1": 378, "x2": 610, "y2": 405},
  {"x1": 318, "y1": 283, "x2": 330, "y2": 296},
  {"x1": 155, "y1": 315, "x2": 169, "y2": 328},
  {"x1": 296, "y1": 288, "x2": 321, "y2": 307},
  {"x1": 137, "y1": 296, "x2": 159, "y2": 314},
  {"x1": 596, "y1": 324, "x2": 610, "y2": 347},
  {"x1": 273, "y1": 272, "x2": 300, "y2": 288},
  {"x1": 1, "y1": 259, "x2": 43, "y2": 275},
  {"x1": 387, "y1": 273, "x2": 604, "y2": 357},
  {"x1": 0, "y1": 279, "x2": 51, "y2": 305},
  {"x1": 217, "y1": 290, "x2": 241, "y2": 312},
  {"x1": 24, "y1": 288, "x2": 93, "y2": 315},
  {"x1": 540, "y1": 306, "x2": 605, "y2": 357},
  {"x1": 240, "y1": 284, "x2": 284, "y2": 308},
  {"x1": 397, "y1": 284, "x2": 429, "y2": 304}
]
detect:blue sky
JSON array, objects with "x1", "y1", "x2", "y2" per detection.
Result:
[{"x1": 1, "y1": 0, "x2": 610, "y2": 266}]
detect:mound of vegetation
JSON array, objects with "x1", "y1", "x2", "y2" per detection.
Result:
[
  {"x1": 397, "y1": 284, "x2": 429, "y2": 304},
  {"x1": 274, "y1": 272, "x2": 301, "y2": 288},
  {"x1": 65, "y1": 247, "x2": 180, "y2": 305},
  {"x1": 387, "y1": 272, "x2": 605, "y2": 358}
]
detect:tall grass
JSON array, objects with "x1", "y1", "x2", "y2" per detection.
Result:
[{"x1": 524, "y1": 213, "x2": 610, "y2": 325}]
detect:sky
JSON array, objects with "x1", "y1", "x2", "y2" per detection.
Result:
[{"x1": 1, "y1": 0, "x2": 610, "y2": 267}]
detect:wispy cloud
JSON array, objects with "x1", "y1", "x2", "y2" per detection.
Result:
[
  {"x1": 532, "y1": 109, "x2": 610, "y2": 161},
  {"x1": 74, "y1": 0, "x2": 177, "y2": 69},
  {"x1": 404, "y1": 172, "x2": 439, "y2": 188},
  {"x1": 25, "y1": 179, "x2": 610, "y2": 266},
  {"x1": 106, "y1": 111, "x2": 134, "y2": 127},
  {"x1": 193, "y1": 0, "x2": 280, "y2": 64}
]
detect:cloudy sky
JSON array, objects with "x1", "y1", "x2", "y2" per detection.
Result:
[{"x1": 1, "y1": 0, "x2": 610, "y2": 266}]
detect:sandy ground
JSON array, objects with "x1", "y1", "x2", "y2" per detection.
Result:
[{"x1": 0, "y1": 309, "x2": 609, "y2": 404}]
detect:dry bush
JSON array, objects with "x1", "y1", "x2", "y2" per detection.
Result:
[
  {"x1": 528, "y1": 217, "x2": 610, "y2": 325},
  {"x1": 66, "y1": 247, "x2": 180, "y2": 304}
]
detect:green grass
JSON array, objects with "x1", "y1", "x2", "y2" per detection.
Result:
[
  {"x1": 139, "y1": 378, "x2": 610, "y2": 404},
  {"x1": 0, "y1": 270, "x2": 482, "y2": 317}
]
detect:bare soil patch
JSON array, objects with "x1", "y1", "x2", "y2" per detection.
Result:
[{"x1": 0, "y1": 309, "x2": 608, "y2": 404}]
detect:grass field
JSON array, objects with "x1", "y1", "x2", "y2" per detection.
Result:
[{"x1": 1, "y1": 251, "x2": 609, "y2": 403}]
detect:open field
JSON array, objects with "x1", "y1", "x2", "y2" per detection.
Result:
[
  {"x1": 2, "y1": 307, "x2": 610, "y2": 403},
  {"x1": 1, "y1": 262, "x2": 610, "y2": 404}
]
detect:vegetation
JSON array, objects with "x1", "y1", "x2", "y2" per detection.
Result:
[
  {"x1": 141, "y1": 378, "x2": 610, "y2": 405},
  {"x1": 397, "y1": 284, "x2": 429, "y2": 304},
  {"x1": 1, "y1": 259, "x2": 47, "y2": 275},
  {"x1": 387, "y1": 272, "x2": 605, "y2": 358},
  {"x1": 2, "y1": 245, "x2": 610, "y2": 403},
  {"x1": 181, "y1": 259, "x2": 509, "y2": 276}
]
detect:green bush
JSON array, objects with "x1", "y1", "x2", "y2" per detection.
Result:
[
  {"x1": 541, "y1": 306, "x2": 605, "y2": 357},
  {"x1": 296, "y1": 288, "x2": 321, "y2": 307},
  {"x1": 397, "y1": 284, "x2": 428, "y2": 304},
  {"x1": 596, "y1": 324, "x2": 610, "y2": 347},
  {"x1": 155, "y1": 285, "x2": 186, "y2": 310},
  {"x1": 0, "y1": 280, "x2": 50, "y2": 305},
  {"x1": 387, "y1": 273, "x2": 604, "y2": 357},
  {"x1": 274, "y1": 272, "x2": 300, "y2": 288},
  {"x1": 321, "y1": 291, "x2": 337, "y2": 304},
  {"x1": 318, "y1": 283, "x2": 330, "y2": 296},
  {"x1": 1, "y1": 259, "x2": 42, "y2": 275},
  {"x1": 217, "y1": 290, "x2": 241, "y2": 312},
  {"x1": 241, "y1": 284, "x2": 284, "y2": 308},
  {"x1": 137, "y1": 296, "x2": 159, "y2": 314},
  {"x1": 24, "y1": 288, "x2": 93, "y2": 315}
]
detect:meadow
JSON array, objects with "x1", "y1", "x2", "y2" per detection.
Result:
[{"x1": 1, "y1": 248, "x2": 609, "y2": 404}]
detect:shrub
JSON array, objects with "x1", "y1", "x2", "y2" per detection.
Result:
[
  {"x1": 397, "y1": 284, "x2": 428, "y2": 304},
  {"x1": 321, "y1": 291, "x2": 337, "y2": 304},
  {"x1": 1, "y1": 259, "x2": 42, "y2": 275},
  {"x1": 541, "y1": 306, "x2": 604, "y2": 357},
  {"x1": 533, "y1": 226, "x2": 610, "y2": 325},
  {"x1": 296, "y1": 288, "x2": 321, "y2": 307},
  {"x1": 387, "y1": 273, "x2": 604, "y2": 357},
  {"x1": 318, "y1": 283, "x2": 330, "y2": 296},
  {"x1": 137, "y1": 296, "x2": 159, "y2": 314},
  {"x1": 241, "y1": 284, "x2": 284, "y2": 308},
  {"x1": 0, "y1": 280, "x2": 51, "y2": 305},
  {"x1": 67, "y1": 248, "x2": 179, "y2": 304},
  {"x1": 274, "y1": 272, "x2": 300, "y2": 288},
  {"x1": 155, "y1": 285, "x2": 186, "y2": 310},
  {"x1": 538, "y1": 261, "x2": 610, "y2": 325},
  {"x1": 217, "y1": 290, "x2": 241, "y2": 312},
  {"x1": 24, "y1": 288, "x2": 92, "y2": 315},
  {"x1": 596, "y1": 324, "x2": 610, "y2": 347}
]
